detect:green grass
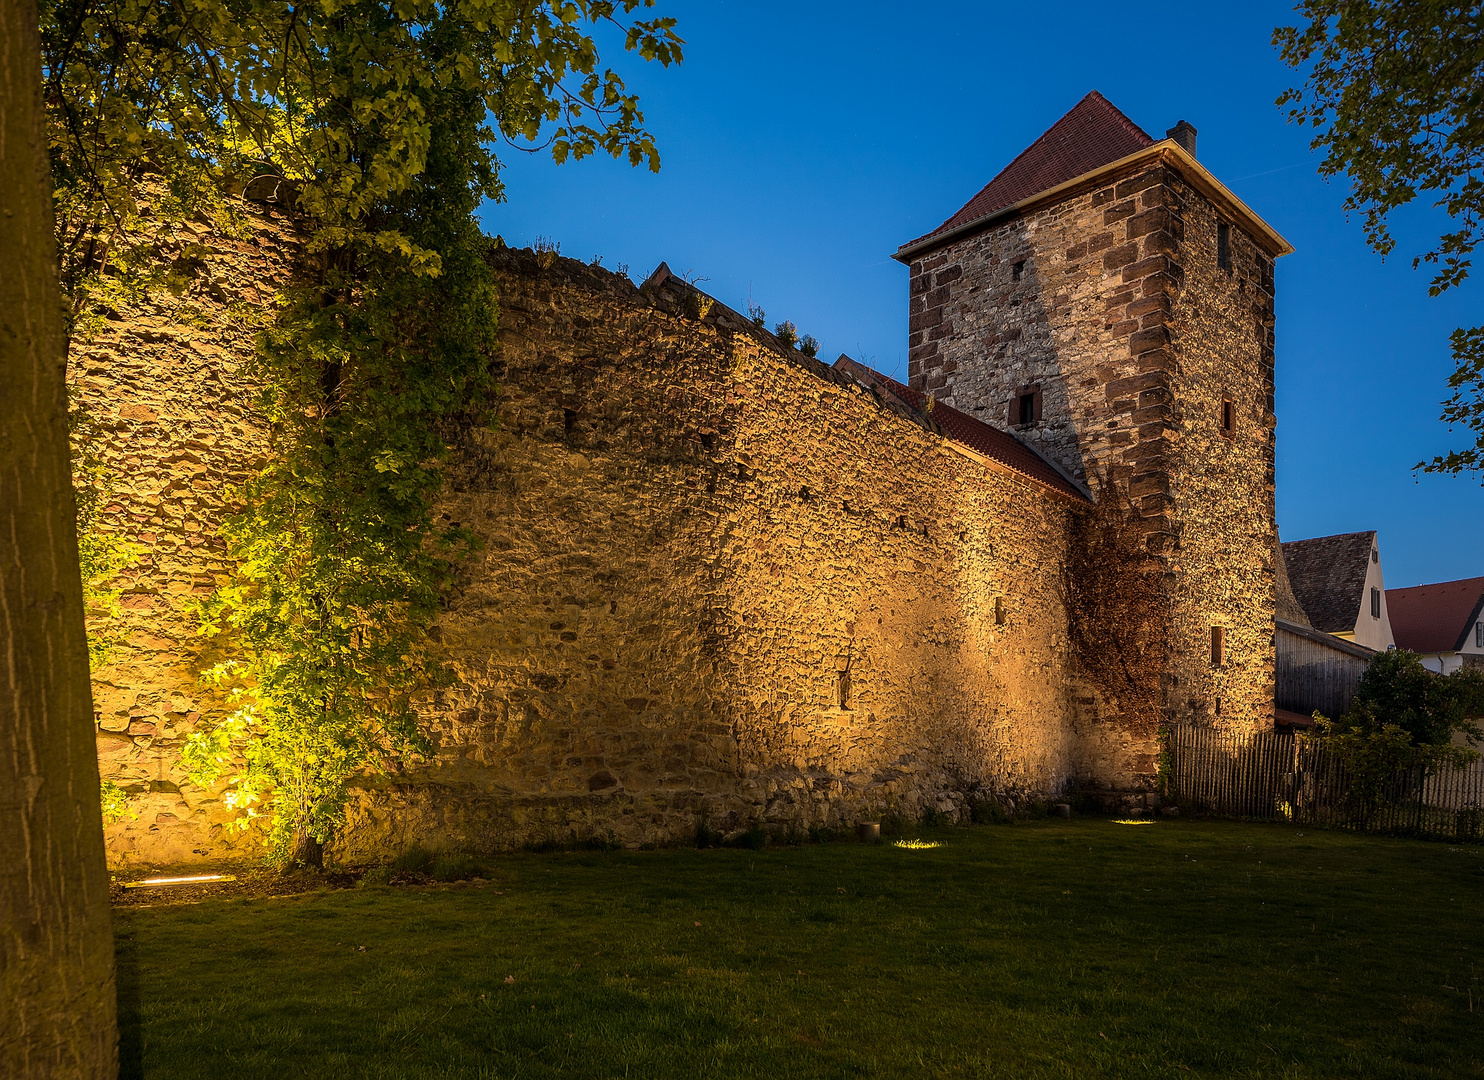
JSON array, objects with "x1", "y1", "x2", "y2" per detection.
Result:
[{"x1": 115, "y1": 820, "x2": 1484, "y2": 1079}]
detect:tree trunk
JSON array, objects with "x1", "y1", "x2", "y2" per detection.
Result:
[
  {"x1": 0, "y1": 1, "x2": 118, "y2": 1076},
  {"x1": 290, "y1": 828, "x2": 325, "y2": 870}
]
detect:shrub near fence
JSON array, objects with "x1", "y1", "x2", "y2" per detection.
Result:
[{"x1": 1167, "y1": 724, "x2": 1484, "y2": 840}]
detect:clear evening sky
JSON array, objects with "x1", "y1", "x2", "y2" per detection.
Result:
[{"x1": 480, "y1": 1, "x2": 1481, "y2": 589}]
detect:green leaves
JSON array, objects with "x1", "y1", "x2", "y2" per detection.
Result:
[
  {"x1": 47, "y1": 0, "x2": 681, "y2": 861},
  {"x1": 1275, "y1": 2, "x2": 1484, "y2": 477}
]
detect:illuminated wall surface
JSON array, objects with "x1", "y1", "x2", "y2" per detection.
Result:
[{"x1": 77, "y1": 180, "x2": 1276, "y2": 867}]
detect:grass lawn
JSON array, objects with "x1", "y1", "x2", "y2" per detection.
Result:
[{"x1": 115, "y1": 819, "x2": 1484, "y2": 1079}]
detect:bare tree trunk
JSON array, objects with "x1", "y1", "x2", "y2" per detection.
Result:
[
  {"x1": 0, "y1": 1, "x2": 118, "y2": 1076},
  {"x1": 290, "y1": 828, "x2": 325, "y2": 870}
]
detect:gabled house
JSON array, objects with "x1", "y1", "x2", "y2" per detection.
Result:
[
  {"x1": 1281, "y1": 531, "x2": 1395, "y2": 652},
  {"x1": 1273, "y1": 531, "x2": 1376, "y2": 728},
  {"x1": 1387, "y1": 576, "x2": 1484, "y2": 675}
]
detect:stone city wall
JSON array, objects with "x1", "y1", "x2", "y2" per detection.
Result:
[{"x1": 78, "y1": 221, "x2": 1148, "y2": 869}]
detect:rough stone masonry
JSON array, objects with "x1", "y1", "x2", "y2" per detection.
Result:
[{"x1": 76, "y1": 92, "x2": 1289, "y2": 866}]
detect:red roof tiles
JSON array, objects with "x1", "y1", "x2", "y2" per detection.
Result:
[
  {"x1": 901, "y1": 91, "x2": 1154, "y2": 253},
  {"x1": 1387, "y1": 576, "x2": 1484, "y2": 654},
  {"x1": 833, "y1": 357, "x2": 1087, "y2": 503}
]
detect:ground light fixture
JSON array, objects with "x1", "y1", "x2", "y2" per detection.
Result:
[
  {"x1": 892, "y1": 839, "x2": 942, "y2": 849},
  {"x1": 1112, "y1": 820, "x2": 1156, "y2": 826},
  {"x1": 121, "y1": 874, "x2": 238, "y2": 890}
]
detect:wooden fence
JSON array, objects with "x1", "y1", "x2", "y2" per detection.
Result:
[{"x1": 1167, "y1": 724, "x2": 1484, "y2": 840}]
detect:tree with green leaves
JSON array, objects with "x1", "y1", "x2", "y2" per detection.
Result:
[
  {"x1": 43, "y1": 0, "x2": 681, "y2": 865},
  {"x1": 1275, "y1": 2, "x2": 1484, "y2": 477},
  {"x1": 1309, "y1": 648, "x2": 1483, "y2": 824}
]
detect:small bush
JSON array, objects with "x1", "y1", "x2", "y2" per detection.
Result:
[
  {"x1": 359, "y1": 866, "x2": 395, "y2": 888},
  {"x1": 808, "y1": 826, "x2": 835, "y2": 844},
  {"x1": 920, "y1": 807, "x2": 951, "y2": 830},
  {"x1": 732, "y1": 826, "x2": 768, "y2": 850},
  {"x1": 969, "y1": 798, "x2": 1009, "y2": 825},
  {"x1": 390, "y1": 845, "x2": 433, "y2": 872},
  {"x1": 695, "y1": 817, "x2": 718, "y2": 849}
]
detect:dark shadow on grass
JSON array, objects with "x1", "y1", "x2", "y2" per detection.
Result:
[{"x1": 116, "y1": 924, "x2": 143, "y2": 1080}]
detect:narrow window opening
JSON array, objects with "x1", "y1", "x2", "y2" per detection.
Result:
[
  {"x1": 1477, "y1": 621, "x2": 1483, "y2": 648},
  {"x1": 1210, "y1": 626, "x2": 1226, "y2": 666},
  {"x1": 1217, "y1": 222, "x2": 1232, "y2": 271},
  {"x1": 1215, "y1": 697, "x2": 1222, "y2": 717},
  {"x1": 1371, "y1": 586, "x2": 1381, "y2": 619},
  {"x1": 1012, "y1": 260, "x2": 1024, "y2": 282},
  {"x1": 994, "y1": 597, "x2": 1007, "y2": 626},
  {"x1": 837, "y1": 668, "x2": 851, "y2": 710},
  {"x1": 1008, "y1": 385, "x2": 1042, "y2": 427},
  {"x1": 563, "y1": 408, "x2": 578, "y2": 435},
  {"x1": 1220, "y1": 397, "x2": 1235, "y2": 438},
  {"x1": 1372, "y1": 546, "x2": 1379, "y2": 563}
]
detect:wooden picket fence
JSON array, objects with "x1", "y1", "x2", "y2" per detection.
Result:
[{"x1": 1166, "y1": 724, "x2": 1484, "y2": 840}]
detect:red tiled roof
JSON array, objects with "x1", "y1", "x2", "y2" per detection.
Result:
[
  {"x1": 1387, "y1": 576, "x2": 1484, "y2": 654},
  {"x1": 901, "y1": 91, "x2": 1154, "y2": 253},
  {"x1": 833, "y1": 357, "x2": 1087, "y2": 502}
]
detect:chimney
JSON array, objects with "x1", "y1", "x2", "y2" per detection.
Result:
[{"x1": 1166, "y1": 121, "x2": 1197, "y2": 157}]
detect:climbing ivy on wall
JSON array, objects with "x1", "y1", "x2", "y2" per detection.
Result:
[{"x1": 42, "y1": 0, "x2": 682, "y2": 862}]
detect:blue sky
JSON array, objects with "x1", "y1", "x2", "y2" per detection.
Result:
[{"x1": 480, "y1": 1, "x2": 1482, "y2": 589}]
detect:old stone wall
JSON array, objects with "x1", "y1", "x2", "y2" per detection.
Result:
[
  {"x1": 80, "y1": 229, "x2": 1138, "y2": 868},
  {"x1": 334, "y1": 250, "x2": 1101, "y2": 860},
  {"x1": 72, "y1": 204, "x2": 292, "y2": 866},
  {"x1": 904, "y1": 150, "x2": 1278, "y2": 737}
]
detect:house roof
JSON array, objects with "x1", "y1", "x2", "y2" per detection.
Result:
[
  {"x1": 1386, "y1": 576, "x2": 1484, "y2": 654},
  {"x1": 832, "y1": 357, "x2": 1089, "y2": 503},
  {"x1": 1281, "y1": 532, "x2": 1377, "y2": 634},
  {"x1": 899, "y1": 91, "x2": 1154, "y2": 254}
]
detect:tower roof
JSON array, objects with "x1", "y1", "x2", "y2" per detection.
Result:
[
  {"x1": 903, "y1": 91, "x2": 1154, "y2": 252},
  {"x1": 893, "y1": 91, "x2": 1293, "y2": 261}
]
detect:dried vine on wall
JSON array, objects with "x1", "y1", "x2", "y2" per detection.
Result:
[{"x1": 1061, "y1": 474, "x2": 1169, "y2": 731}]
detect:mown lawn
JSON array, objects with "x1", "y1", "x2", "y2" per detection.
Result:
[{"x1": 115, "y1": 819, "x2": 1484, "y2": 1079}]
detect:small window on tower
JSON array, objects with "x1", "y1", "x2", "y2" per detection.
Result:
[
  {"x1": 1220, "y1": 397, "x2": 1235, "y2": 438},
  {"x1": 995, "y1": 597, "x2": 1007, "y2": 626},
  {"x1": 1210, "y1": 626, "x2": 1226, "y2": 666},
  {"x1": 1217, "y1": 222, "x2": 1232, "y2": 271},
  {"x1": 1012, "y1": 260, "x2": 1024, "y2": 282},
  {"x1": 1371, "y1": 587, "x2": 1381, "y2": 619},
  {"x1": 1010, "y1": 385, "x2": 1042, "y2": 427},
  {"x1": 838, "y1": 668, "x2": 851, "y2": 710}
]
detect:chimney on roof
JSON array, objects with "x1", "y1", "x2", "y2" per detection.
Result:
[{"x1": 1166, "y1": 120, "x2": 1197, "y2": 157}]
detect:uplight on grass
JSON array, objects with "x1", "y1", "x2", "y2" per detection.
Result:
[
  {"x1": 1112, "y1": 820, "x2": 1155, "y2": 826},
  {"x1": 892, "y1": 838, "x2": 942, "y2": 849},
  {"x1": 122, "y1": 874, "x2": 237, "y2": 890}
]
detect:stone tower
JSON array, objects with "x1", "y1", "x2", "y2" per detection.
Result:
[{"x1": 895, "y1": 91, "x2": 1293, "y2": 731}]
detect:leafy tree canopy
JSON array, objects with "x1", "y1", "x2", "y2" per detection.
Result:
[
  {"x1": 1275, "y1": 2, "x2": 1484, "y2": 477},
  {"x1": 1331, "y1": 648, "x2": 1484, "y2": 750},
  {"x1": 44, "y1": 0, "x2": 680, "y2": 863}
]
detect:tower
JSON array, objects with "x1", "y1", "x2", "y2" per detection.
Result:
[{"x1": 895, "y1": 91, "x2": 1293, "y2": 731}]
